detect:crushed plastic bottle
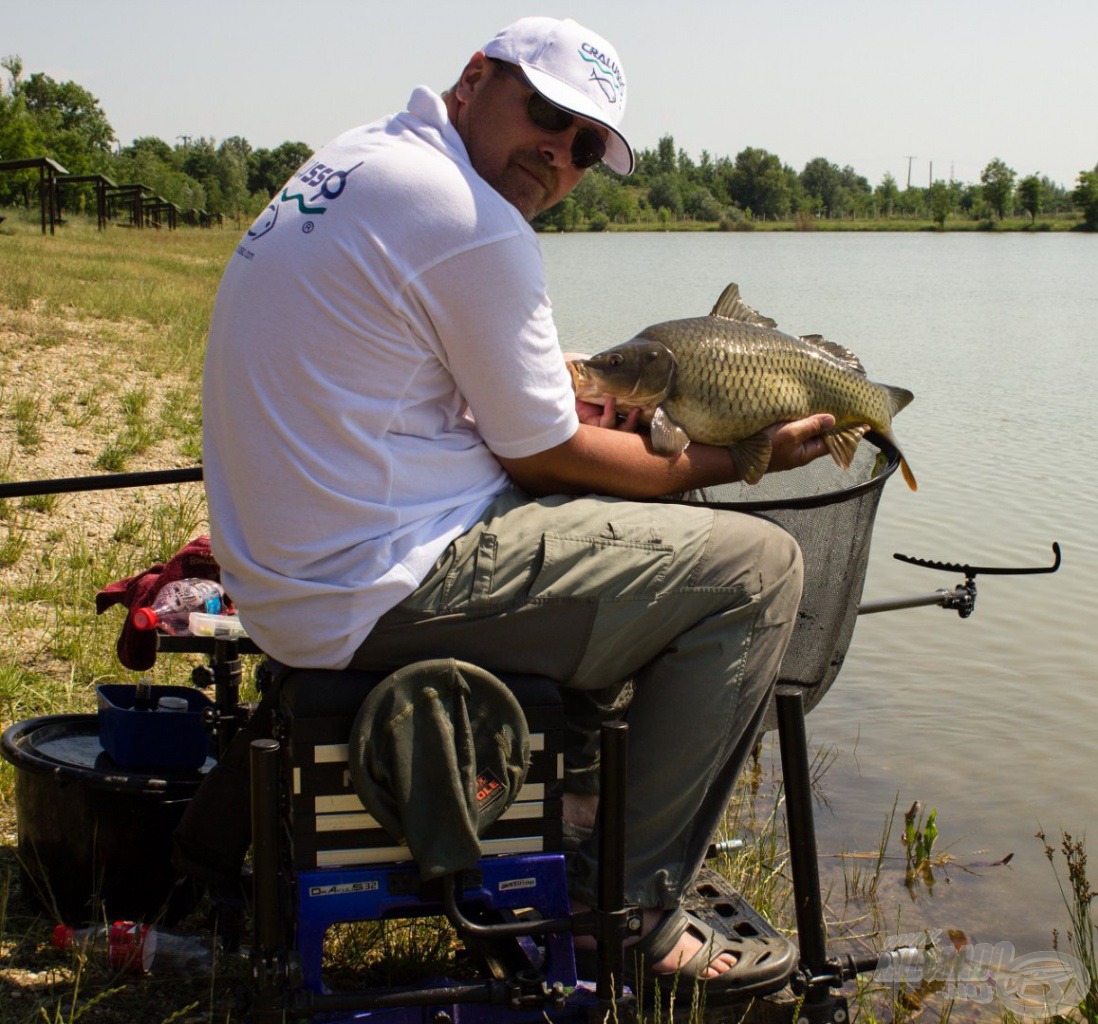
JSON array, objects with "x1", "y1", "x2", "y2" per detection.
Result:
[
  {"x1": 131, "y1": 578, "x2": 225, "y2": 634},
  {"x1": 52, "y1": 921, "x2": 218, "y2": 974}
]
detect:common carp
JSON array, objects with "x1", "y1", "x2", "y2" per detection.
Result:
[{"x1": 568, "y1": 282, "x2": 917, "y2": 490}]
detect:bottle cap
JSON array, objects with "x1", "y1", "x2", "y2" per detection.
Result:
[
  {"x1": 131, "y1": 607, "x2": 158, "y2": 630},
  {"x1": 52, "y1": 924, "x2": 75, "y2": 950},
  {"x1": 157, "y1": 696, "x2": 189, "y2": 712}
]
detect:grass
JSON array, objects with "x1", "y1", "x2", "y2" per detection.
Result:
[{"x1": 0, "y1": 212, "x2": 1093, "y2": 1022}]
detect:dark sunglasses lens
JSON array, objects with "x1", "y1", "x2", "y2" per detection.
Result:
[
  {"x1": 571, "y1": 129, "x2": 606, "y2": 170},
  {"x1": 526, "y1": 93, "x2": 573, "y2": 133}
]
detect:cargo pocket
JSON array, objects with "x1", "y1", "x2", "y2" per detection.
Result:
[
  {"x1": 529, "y1": 532, "x2": 673, "y2": 602},
  {"x1": 439, "y1": 531, "x2": 500, "y2": 611}
]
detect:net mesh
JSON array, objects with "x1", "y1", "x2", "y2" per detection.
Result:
[{"x1": 681, "y1": 433, "x2": 899, "y2": 721}]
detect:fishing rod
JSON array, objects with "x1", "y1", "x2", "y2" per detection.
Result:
[
  {"x1": 857, "y1": 542, "x2": 1061, "y2": 618},
  {"x1": 0, "y1": 466, "x2": 202, "y2": 500}
]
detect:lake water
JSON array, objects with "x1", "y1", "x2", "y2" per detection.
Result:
[{"x1": 541, "y1": 231, "x2": 1098, "y2": 958}]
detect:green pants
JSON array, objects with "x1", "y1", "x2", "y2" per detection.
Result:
[{"x1": 351, "y1": 489, "x2": 803, "y2": 909}]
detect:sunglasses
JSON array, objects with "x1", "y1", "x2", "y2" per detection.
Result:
[{"x1": 491, "y1": 60, "x2": 607, "y2": 170}]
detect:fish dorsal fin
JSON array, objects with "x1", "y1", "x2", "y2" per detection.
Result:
[
  {"x1": 709, "y1": 283, "x2": 777, "y2": 328},
  {"x1": 800, "y1": 334, "x2": 866, "y2": 374}
]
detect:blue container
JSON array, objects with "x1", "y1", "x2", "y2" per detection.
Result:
[{"x1": 96, "y1": 684, "x2": 214, "y2": 770}]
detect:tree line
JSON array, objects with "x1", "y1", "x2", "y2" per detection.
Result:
[{"x1": 2, "y1": 57, "x2": 1097, "y2": 231}]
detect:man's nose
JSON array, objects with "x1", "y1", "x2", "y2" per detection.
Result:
[{"x1": 537, "y1": 128, "x2": 576, "y2": 168}]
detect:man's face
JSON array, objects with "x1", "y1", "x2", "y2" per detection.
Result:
[{"x1": 453, "y1": 56, "x2": 606, "y2": 221}]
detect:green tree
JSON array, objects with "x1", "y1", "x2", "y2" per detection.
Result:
[
  {"x1": 729, "y1": 147, "x2": 791, "y2": 220},
  {"x1": 875, "y1": 172, "x2": 900, "y2": 217},
  {"x1": 20, "y1": 70, "x2": 114, "y2": 172},
  {"x1": 1072, "y1": 164, "x2": 1098, "y2": 230},
  {"x1": 1017, "y1": 174, "x2": 1043, "y2": 224},
  {"x1": 800, "y1": 157, "x2": 844, "y2": 216},
  {"x1": 927, "y1": 180, "x2": 956, "y2": 227},
  {"x1": 656, "y1": 135, "x2": 677, "y2": 175},
  {"x1": 980, "y1": 157, "x2": 1016, "y2": 220},
  {"x1": 249, "y1": 140, "x2": 313, "y2": 197},
  {"x1": 647, "y1": 173, "x2": 684, "y2": 218},
  {"x1": 0, "y1": 56, "x2": 47, "y2": 205}
]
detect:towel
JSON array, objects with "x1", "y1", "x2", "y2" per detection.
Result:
[{"x1": 96, "y1": 536, "x2": 226, "y2": 671}]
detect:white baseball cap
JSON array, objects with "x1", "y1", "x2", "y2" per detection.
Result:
[{"x1": 481, "y1": 16, "x2": 634, "y2": 175}]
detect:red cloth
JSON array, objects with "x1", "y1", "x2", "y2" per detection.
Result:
[{"x1": 95, "y1": 536, "x2": 226, "y2": 671}]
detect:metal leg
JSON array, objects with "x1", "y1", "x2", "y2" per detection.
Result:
[
  {"x1": 595, "y1": 721, "x2": 627, "y2": 1005},
  {"x1": 775, "y1": 686, "x2": 849, "y2": 1024},
  {"x1": 249, "y1": 738, "x2": 286, "y2": 1024}
]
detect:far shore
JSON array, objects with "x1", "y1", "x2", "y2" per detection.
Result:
[{"x1": 539, "y1": 214, "x2": 1087, "y2": 234}]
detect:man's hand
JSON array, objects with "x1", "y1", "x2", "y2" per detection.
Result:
[
  {"x1": 576, "y1": 395, "x2": 641, "y2": 431},
  {"x1": 764, "y1": 413, "x2": 851, "y2": 474},
  {"x1": 565, "y1": 352, "x2": 640, "y2": 432}
]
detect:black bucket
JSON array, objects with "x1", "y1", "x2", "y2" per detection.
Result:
[{"x1": 1, "y1": 713, "x2": 212, "y2": 924}]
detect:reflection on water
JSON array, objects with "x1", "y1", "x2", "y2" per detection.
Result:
[{"x1": 543, "y1": 232, "x2": 1098, "y2": 955}]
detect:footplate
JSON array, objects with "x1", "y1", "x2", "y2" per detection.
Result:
[{"x1": 676, "y1": 867, "x2": 798, "y2": 1004}]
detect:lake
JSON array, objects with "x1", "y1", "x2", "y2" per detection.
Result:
[{"x1": 541, "y1": 231, "x2": 1098, "y2": 959}]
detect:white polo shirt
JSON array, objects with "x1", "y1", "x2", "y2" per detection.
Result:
[{"x1": 202, "y1": 87, "x2": 579, "y2": 668}]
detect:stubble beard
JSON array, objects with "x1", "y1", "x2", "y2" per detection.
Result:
[{"x1": 489, "y1": 150, "x2": 560, "y2": 222}]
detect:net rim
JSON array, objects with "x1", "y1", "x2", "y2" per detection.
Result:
[{"x1": 684, "y1": 431, "x2": 900, "y2": 513}]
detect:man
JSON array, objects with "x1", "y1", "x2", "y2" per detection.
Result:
[{"x1": 188, "y1": 16, "x2": 837, "y2": 987}]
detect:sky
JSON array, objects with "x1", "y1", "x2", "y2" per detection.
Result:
[{"x1": 6, "y1": 0, "x2": 1097, "y2": 190}]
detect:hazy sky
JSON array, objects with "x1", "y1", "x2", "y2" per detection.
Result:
[{"x1": 7, "y1": 0, "x2": 1096, "y2": 190}]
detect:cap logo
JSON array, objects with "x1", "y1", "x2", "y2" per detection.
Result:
[{"x1": 579, "y1": 42, "x2": 624, "y2": 104}]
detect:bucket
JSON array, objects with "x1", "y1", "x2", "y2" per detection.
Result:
[{"x1": 0, "y1": 714, "x2": 213, "y2": 924}]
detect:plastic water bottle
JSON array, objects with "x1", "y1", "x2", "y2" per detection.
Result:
[
  {"x1": 52, "y1": 921, "x2": 218, "y2": 974},
  {"x1": 131, "y1": 579, "x2": 224, "y2": 634},
  {"x1": 132, "y1": 677, "x2": 155, "y2": 711}
]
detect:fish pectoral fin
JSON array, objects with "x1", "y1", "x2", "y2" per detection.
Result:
[
  {"x1": 824, "y1": 424, "x2": 869, "y2": 471},
  {"x1": 709, "y1": 283, "x2": 778, "y2": 329},
  {"x1": 650, "y1": 407, "x2": 691, "y2": 456},
  {"x1": 729, "y1": 432, "x2": 773, "y2": 485}
]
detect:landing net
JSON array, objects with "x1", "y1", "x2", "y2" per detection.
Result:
[{"x1": 683, "y1": 432, "x2": 900, "y2": 722}]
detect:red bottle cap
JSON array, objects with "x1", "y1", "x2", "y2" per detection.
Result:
[
  {"x1": 52, "y1": 924, "x2": 74, "y2": 950},
  {"x1": 131, "y1": 607, "x2": 159, "y2": 630}
]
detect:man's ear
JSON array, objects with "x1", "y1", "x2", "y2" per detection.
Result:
[{"x1": 454, "y1": 52, "x2": 490, "y2": 104}]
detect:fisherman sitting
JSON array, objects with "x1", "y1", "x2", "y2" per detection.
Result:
[{"x1": 176, "y1": 15, "x2": 837, "y2": 991}]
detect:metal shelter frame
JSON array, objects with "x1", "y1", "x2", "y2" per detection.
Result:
[{"x1": 0, "y1": 156, "x2": 70, "y2": 234}]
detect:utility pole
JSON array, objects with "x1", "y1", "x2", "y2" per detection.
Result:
[
  {"x1": 177, "y1": 135, "x2": 192, "y2": 149},
  {"x1": 929, "y1": 161, "x2": 933, "y2": 187},
  {"x1": 906, "y1": 156, "x2": 916, "y2": 189}
]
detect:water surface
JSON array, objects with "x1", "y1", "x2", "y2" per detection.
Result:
[{"x1": 542, "y1": 231, "x2": 1098, "y2": 955}]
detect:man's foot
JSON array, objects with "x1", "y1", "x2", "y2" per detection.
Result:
[
  {"x1": 638, "y1": 907, "x2": 737, "y2": 978},
  {"x1": 572, "y1": 902, "x2": 737, "y2": 978}
]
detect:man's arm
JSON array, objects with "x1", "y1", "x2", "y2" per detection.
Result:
[{"x1": 497, "y1": 409, "x2": 837, "y2": 499}]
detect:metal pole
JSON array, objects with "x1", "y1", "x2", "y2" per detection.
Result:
[
  {"x1": 775, "y1": 687, "x2": 829, "y2": 986},
  {"x1": 250, "y1": 737, "x2": 283, "y2": 1023},
  {"x1": 596, "y1": 720, "x2": 629, "y2": 1006}
]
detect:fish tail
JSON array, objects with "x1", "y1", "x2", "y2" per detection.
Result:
[
  {"x1": 878, "y1": 427, "x2": 918, "y2": 491},
  {"x1": 900, "y1": 456, "x2": 918, "y2": 491}
]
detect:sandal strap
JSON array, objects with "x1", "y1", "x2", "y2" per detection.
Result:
[{"x1": 625, "y1": 906, "x2": 690, "y2": 966}]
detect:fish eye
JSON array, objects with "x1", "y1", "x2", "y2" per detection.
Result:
[{"x1": 609, "y1": 353, "x2": 624, "y2": 366}]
